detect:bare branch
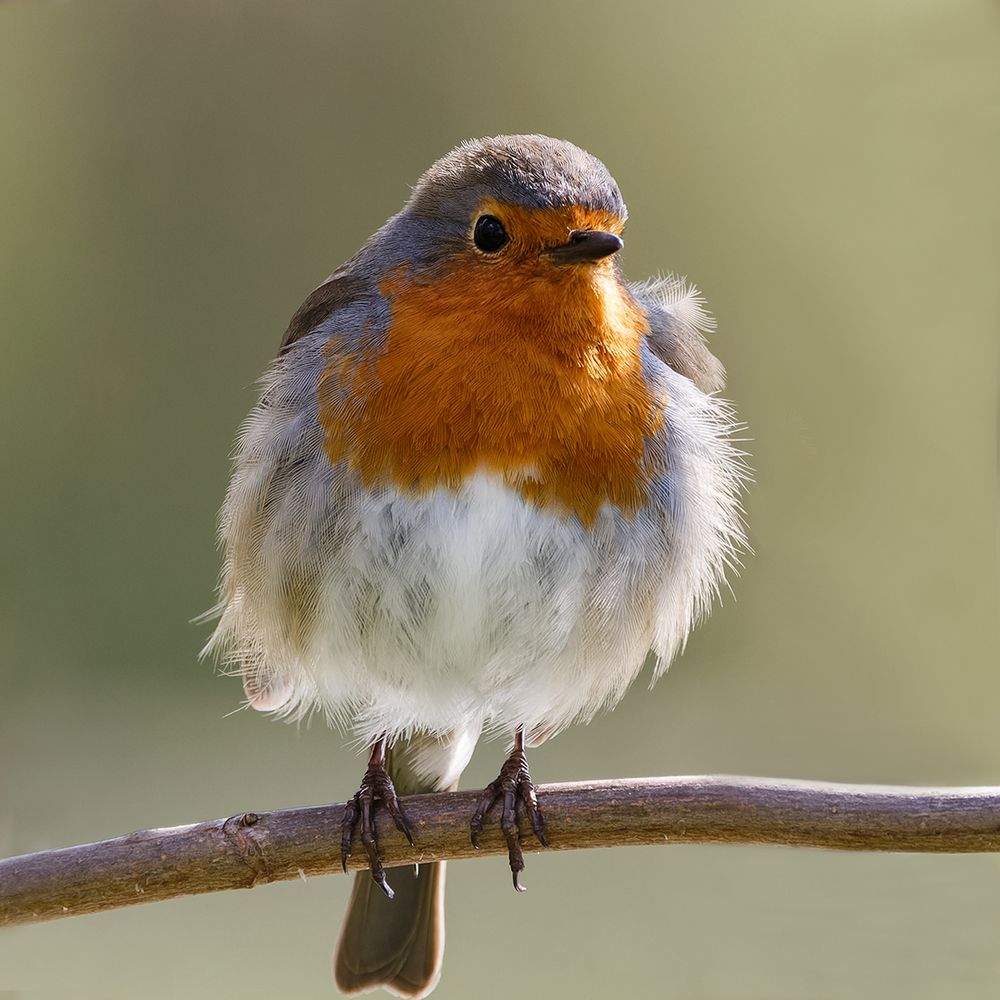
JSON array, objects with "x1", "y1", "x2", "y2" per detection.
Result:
[{"x1": 3, "y1": 775, "x2": 999, "y2": 928}]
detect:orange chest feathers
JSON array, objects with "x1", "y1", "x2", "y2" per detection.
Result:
[{"x1": 317, "y1": 264, "x2": 665, "y2": 525}]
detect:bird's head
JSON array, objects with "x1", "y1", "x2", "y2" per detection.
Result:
[
  {"x1": 316, "y1": 137, "x2": 661, "y2": 524},
  {"x1": 389, "y1": 134, "x2": 627, "y2": 297}
]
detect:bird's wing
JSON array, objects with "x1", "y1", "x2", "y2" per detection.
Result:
[
  {"x1": 209, "y1": 273, "x2": 382, "y2": 714},
  {"x1": 631, "y1": 274, "x2": 726, "y2": 394},
  {"x1": 278, "y1": 265, "x2": 368, "y2": 354}
]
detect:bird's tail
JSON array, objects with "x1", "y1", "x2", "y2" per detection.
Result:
[
  {"x1": 334, "y1": 728, "x2": 477, "y2": 998},
  {"x1": 334, "y1": 856, "x2": 445, "y2": 998}
]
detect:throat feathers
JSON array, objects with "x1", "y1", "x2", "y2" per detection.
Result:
[{"x1": 319, "y1": 214, "x2": 665, "y2": 526}]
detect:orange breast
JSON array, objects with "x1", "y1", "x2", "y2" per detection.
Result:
[{"x1": 317, "y1": 257, "x2": 665, "y2": 525}]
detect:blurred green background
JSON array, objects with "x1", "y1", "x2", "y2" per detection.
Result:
[{"x1": 1, "y1": 1, "x2": 997, "y2": 997}]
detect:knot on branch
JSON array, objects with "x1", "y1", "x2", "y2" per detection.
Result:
[{"x1": 221, "y1": 812, "x2": 273, "y2": 887}]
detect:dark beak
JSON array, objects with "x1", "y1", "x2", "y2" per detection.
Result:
[{"x1": 545, "y1": 229, "x2": 624, "y2": 264}]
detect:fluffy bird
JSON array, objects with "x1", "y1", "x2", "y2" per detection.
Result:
[{"x1": 207, "y1": 134, "x2": 746, "y2": 997}]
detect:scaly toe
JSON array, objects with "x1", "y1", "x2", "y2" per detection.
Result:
[
  {"x1": 471, "y1": 746, "x2": 547, "y2": 890},
  {"x1": 340, "y1": 747, "x2": 414, "y2": 896}
]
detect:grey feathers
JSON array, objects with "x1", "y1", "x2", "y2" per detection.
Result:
[{"x1": 408, "y1": 134, "x2": 626, "y2": 219}]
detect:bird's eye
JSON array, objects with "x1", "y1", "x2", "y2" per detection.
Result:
[{"x1": 473, "y1": 215, "x2": 509, "y2": 253}]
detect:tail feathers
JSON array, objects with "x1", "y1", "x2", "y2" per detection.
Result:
[
  {"x1": 334, "y1": 861, "x2": 445, "y2": 998},
  {"x1": 334, "y1": 728, "x2": 478, "y2": 998}
]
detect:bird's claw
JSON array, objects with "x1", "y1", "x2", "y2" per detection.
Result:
[
  {"x1": 340, "y1": 747, "x2": 414, "y2": 898},
  {"x1": 470, "y1": 742, "x2": 547, "y2": 891}
]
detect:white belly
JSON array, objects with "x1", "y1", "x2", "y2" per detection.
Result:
[{"x1": 303, "y1": 471, "x2": 663, "y2": 743}]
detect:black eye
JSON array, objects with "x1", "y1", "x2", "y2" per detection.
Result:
[{"x1": 473, "y1": 215, "x2": 508, "y2": 253}]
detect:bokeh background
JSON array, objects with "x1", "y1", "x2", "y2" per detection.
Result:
[{"x1": 1, "y1": 1, "x2": 998, "y2": 997}]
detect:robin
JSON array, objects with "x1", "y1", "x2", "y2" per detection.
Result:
[{"x1": 206, "y1": 134, "x2": 745, "y2": 997}]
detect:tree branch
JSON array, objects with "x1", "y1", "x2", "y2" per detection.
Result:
[{"x1": 3, "y1": 775, "x2": 999, "y2": 928}]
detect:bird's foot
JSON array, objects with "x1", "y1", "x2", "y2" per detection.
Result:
[
  {"x1": 470, "y1": 732, "x2": 548, "y2": 891},
  {"x1": 340, "y1": 739, "x2": 414, "y2": 898}
]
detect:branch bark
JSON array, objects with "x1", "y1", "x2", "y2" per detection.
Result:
[{"x1": 3, "y1": 775, "x2": 999, "y2": 928}]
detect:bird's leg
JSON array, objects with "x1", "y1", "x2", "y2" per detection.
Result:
[
  {"x1": 340, "y1": 735, "x2": 414, "y2": 899},
  {"x1": 470, "y1": 725, "x2": 548, "y2": 891}
]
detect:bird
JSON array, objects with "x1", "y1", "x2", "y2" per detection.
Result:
[{"x1": 206, "y1": 134, "x2": 746, "y2": 998}]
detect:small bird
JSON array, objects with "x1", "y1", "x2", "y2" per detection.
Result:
[{"x1": 207, "y1": 134, "x2": 745, "y2": 997}]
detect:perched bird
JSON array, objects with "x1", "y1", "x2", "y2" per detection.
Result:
[{"x1": 207, "y1": 134, "x2": 746, "y2": 997}]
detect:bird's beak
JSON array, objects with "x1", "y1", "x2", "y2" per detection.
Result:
[{"x1": 544, "y1": 229, "x2": 624, "y2": 264}]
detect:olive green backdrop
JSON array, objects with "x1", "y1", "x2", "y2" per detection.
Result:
[{"x1": 1, "y1": 1, "x2": 998, "y2": 997}]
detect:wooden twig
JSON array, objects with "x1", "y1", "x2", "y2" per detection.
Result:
[{"x1": 3, "y1": 775, "x2": 999, "y2": 928}]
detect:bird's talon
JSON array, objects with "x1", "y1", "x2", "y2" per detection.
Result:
[
  {"x1": 471, "y1": 729, "x2": 547, "y2": 889},
  {"x1": 373, "y1": 870, "x2": 395, "y2": 899},
  {"x1": 340, "y1": 739, "x2": 412, "y2": 895}
]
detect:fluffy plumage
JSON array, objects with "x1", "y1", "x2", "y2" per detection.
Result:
[
  {"x1": 208, "y1": 325, "x2": 744, "y2": 743},
  {"x1": 205, "y1": 134, "x2": 747, "y2": 998}
]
